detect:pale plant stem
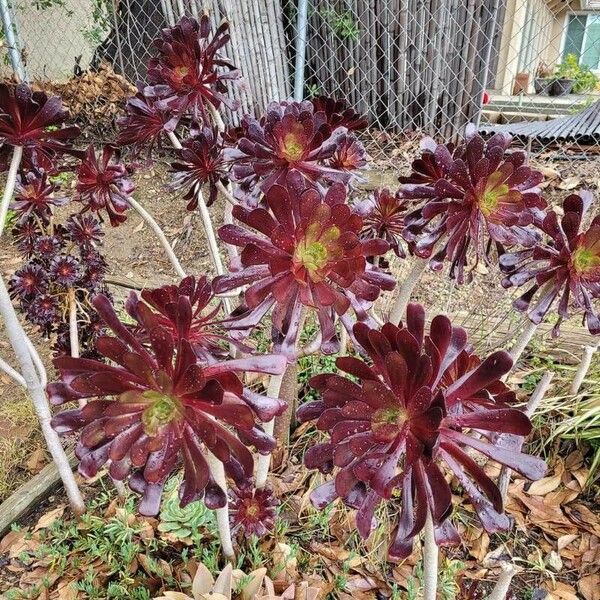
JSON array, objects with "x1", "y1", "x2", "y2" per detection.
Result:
[
  {"x1": 389, "y1": 256, "x2": 429, "y2": 326},
  {"x1": 0, "y1": 276, "x2": 85, "y2": 515},
  {"x1": 112, "y1": 479, "x2": 127, "y2": 497},
  {"x1": 497, "y1": 371, "x2": 554, "y2": 501},
  {"x1": 216, "y1": 180, "x2": 237, "y2": 206},
  {"x1": 570, "y1": 344, "x2": 597, "y2": 396},
  {"x1": 208, "y1": 102, "x2": 226, "y2": 133},
  {"x1": 508, "y1": 319, "x2": 539, "y2": 366},
  {"x1": 167, "y1": 130, "x2": 183, "y2": 151},
  {"x1": 0, "y1": 355, "x2": 26, "y2": 387},
  {"x1": 220, "y1": 184, "x2": 239, "y2": 264},
  {"x1": 422, "y1": 510, "x2": 438, "y2": 600},
  {"x1": 204, "y1": 449, "x2": 235, "y2": 560},
  {"x1": 125, "y1": 195, "x2": 186, "y2": 278},
  {"x1": 486, "y1": 562, "x2": 518, "y2": 600},
  {"x1": 255, "y1": 372, "x2": 285, "y2": 489},
  {"x1": 67, "y1": 290, "x2": 86, "y2": 408},
  {"x1": 167, "y1": 128, "x2": 233, "y2": 302},
  {"x1": 196, "y1": 188, "x2": 232, "y2": 313},
  {"x1": 68, "y1": 290, "x2": 79, "y2": 359},
  {"x1": 25, "y1": 335, "x2": 47, "y2": 388},
  {"x1": 339, "y1": 326, "x2": 348, "y2": 354},
  {"x1": 0, "y1": 145, "x2": 23, "y2": 237}
]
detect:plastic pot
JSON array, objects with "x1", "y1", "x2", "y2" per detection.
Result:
[
  {"x1": 551, "y1": 78, "x2": 574, "y2": 96},
  {"x1": 534, "y1": 77, "x2": 554, "y2": 95}
]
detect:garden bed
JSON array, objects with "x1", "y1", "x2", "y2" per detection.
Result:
[{"x1": 0, "y1": 158, "x2": 599, "y2": 599}]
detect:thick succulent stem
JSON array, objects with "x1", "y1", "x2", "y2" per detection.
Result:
[
  {"x1": 208, "y1": 102, "x2": 226, "y2": 133},
  {"x1": 570, "y1": 344, "x2": 597, "y2": 395},
  {"x1": 0, "y1": 276, "x2": 85, "y2": 515},
  {"x1": 497, "y1": 371, "x2": 554, "y2": 501},
  {"x1": 0, "y1": 145, "x2": 23, "y2": 237},
  {"x1": 0, "y1": 355, "x2": 26, "y2": 387},
  {"x1": 422, "y1": 510, "x2": 438, "y2": 600},
  {"x1": 339, "y1": 326, "x2": 348, "y2": 354},
  {"x1": 125, "y1": 195, "x2": 186, "y2": 279},
  {"x1": 389, "y1": 257, "x2": 429, "y2": 326},
  {"x1": 255, "y1": 372, "x2": 285, "y2": 490},
  {"x1": 508, "y1": 319, "x2": 539, "y2": 366},
  {"x1": 68, "y1": 289, "x2": 79, "y2": 359},
  {"x1": 67, "y1": 289, "x2": 87, "y2": 409},
  {"x1": 25, "y1": 335, "x2": 47, "y2": 387},
  {"x1": 204, "y1": 449, "x2": 235, "y2": 561},
  {"x1": 216, "y1": 180, "x2": 237, "y2": 206},
  {"x1": 486, "y1": 562, "x2": 518, "y2": 600},
  {"x1": 196, "y1": 189, "x2": 232, "y2": 314},
  {"x1": 273, "y1": 362, "x2": 300, "y2": 450}
]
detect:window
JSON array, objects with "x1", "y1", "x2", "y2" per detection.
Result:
[{"x1": 563, "y1": 14, "x2": 600, "y2": 71}]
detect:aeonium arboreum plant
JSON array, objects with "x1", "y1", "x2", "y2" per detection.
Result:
[
  {"x1": 500, "y1": 191, "x2": 600, "y2": 335},
  {"x1": 229, "y1": 100, "x2": 367, "y2": 204},
  {"x1": 355, "y1": 188, "x2": 411, "y2": 259},
  {"x1": 0, "y1": 82, "x2": 81, "y2": 170},
  {"x1": 399, "y1": 126, "x2": 545, "y2": 283},
  {"x1": 48, "y1": 290, "x2": 287, "y2": 516},
  {"x1": 11, "y1": 170, "x2": 68, "y2": 223},
  {"x1": 117, "y1": 82, "x2": 179, "y2": 155},
  {"x1": 146, "y1": 15, "x2": 240, "y2": 120},
  {"x1": 75, "y1": 145, "x2": 134, "y2": 227},
  {"x1": 229, "y1": 485, "x2": 279, "y2": 537},
  {"x1": 171, "y1": 125, "x2": 229, "y2": 209},
  {"x1": 125, "y1": 275, "x2": 239, "y2": 361},
  {"x1": 297, "y1": 303, "x2": 546, "y2": 560},
  {"x1": 213, "y1": 173, "x2": 395, "y2": 356},
  {"x1": 9, "y1": 209, "x2": 109, "y2": 357}
]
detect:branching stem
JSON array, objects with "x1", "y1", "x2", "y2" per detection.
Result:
[{"x1": 0, "y1": 145, "x2": 23, "y2": 237}]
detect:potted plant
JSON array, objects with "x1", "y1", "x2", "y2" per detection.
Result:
[
  {"x1": 552, "y1": 54, "x2": 578, "y2": 96},
  {"x1": 534, "y1": 60, "x2": 554, "y2": 95}
]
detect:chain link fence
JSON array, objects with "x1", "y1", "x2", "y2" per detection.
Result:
[{"x1": 2, "y1": 0, "x2": 600, "y2": 163}]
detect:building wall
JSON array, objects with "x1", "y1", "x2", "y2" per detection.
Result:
[
  {"x1": 493, "y1": 0, "x2": 586, "y2": 93},
  {"x1": 1, "y1": 0, "x2": 106, "y2": 81}
]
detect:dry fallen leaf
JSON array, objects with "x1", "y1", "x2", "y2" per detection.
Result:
[
  {"x1": 557, "y1": 176, "x2": 581, "y2": 190},
  {"x1": 578, "y1": 574, "x2": 600, "y2": 600},
  {"x1": 527, "y1": 472, "x2": 562, "y2": 496},
  {"x1": 26, "y1": 447, "x2": 48, "y2": 474},
  {"x1": 34, "y1": 505, "x2": 65, "y2": 531}
]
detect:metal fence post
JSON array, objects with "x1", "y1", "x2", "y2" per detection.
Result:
[
  {"x1": 0, "y1": 0, "x2": 27, "y2": 82},
  {"x1": 293, "y1": 0, "x2": 309, "y2": 101}
]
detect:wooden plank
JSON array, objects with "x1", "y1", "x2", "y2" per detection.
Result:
[{"x1": 0, "y1": 450, "x2": 76, "y2": 537}]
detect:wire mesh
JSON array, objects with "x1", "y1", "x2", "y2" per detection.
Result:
[{"x1": 1, "y1": 0, "x2": 600, "y2": 161}]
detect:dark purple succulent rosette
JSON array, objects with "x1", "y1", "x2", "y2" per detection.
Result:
[
  {"x1": 48, "y1": 293, "x2": 287, "y2": 516},
  {"x1": 399, "y1": 127, "x2": 546, "y2": 283},
  {"x1": 75, "y1": 145, "x2": 134, "y2": 227},
  {"x1": 298, "y1": 304, "x2": 546, "y2": 560},
  {"x1": 65, "y1": 214, "x2": 104, "y2": 248},
  {"x1": 171, "y1": 126, "x2": 229, "y2": 209},
  {"x1": 229, "y1": 100, "x2": 364, "y2": 205},
  {"x1": 309, "y1": 96, "x2": 369, "y2": 131},
  {"x1": 229, "y1": 485, "x2": 279, "y2": 537},
  {"x1": 125, "y1": 275, "x2": 241, "y2": 361},
  {"x1": 117, "y1": 82, "x2": 179, "y2": 155},
  {"x1": 11, "y1": 170, "x2": 68, "y2": 223},
  {"x1": 213, "y1": 173, "x2": 394, "y2": 356},
  {"x1": 328, "y1": 133, "x2": 367, "y2": 174},
  {"x1": 355, "y1": 188, "x2": 411, "y2": 259},
  {"x1": 146, "y1": 15, "x2": 240, "y2": 121},
  {"x1": 0, "y1": 82, "x2": 81, "y2": 171},
  {"x1": 500, "y1": 191, "x2": 600, "y2": 336}
]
